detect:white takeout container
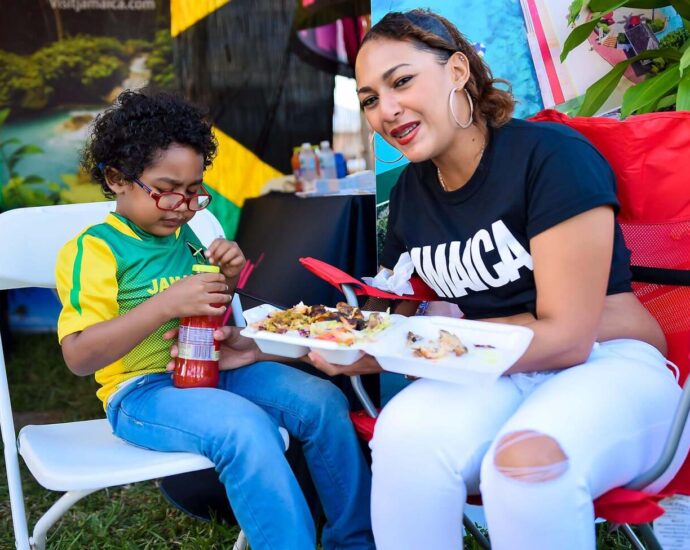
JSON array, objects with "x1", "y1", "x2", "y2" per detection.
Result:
[
  {"x1": 361, "y1": 316, "x2": 534, "y2": 385},
  {"x1": 240, "y1": 304, "x2": 399, "y2": 365}
]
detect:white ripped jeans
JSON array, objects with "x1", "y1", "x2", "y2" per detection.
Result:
[{"x1": 370, "y1": 339, "x2": 690, "y2": 550}]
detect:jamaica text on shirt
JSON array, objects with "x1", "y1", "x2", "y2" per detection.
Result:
[
  {"x1": 146, "y1": 275, "x2": 185, "y2": 295},
  {"x1": 411, "y1": 220, "x2": 533, "y2": 298}
]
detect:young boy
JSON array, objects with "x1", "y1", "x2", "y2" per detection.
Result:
[{"x1": 56, "y1": 90, "x2": 374, "y2": 549}]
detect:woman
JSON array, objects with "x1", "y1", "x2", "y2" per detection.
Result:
[{"x1": 309, "y1": 9, "x2": 688, "y2": 550}]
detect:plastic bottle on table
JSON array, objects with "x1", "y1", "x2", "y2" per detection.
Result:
[
  {"x1": 291, "y1": 146, "x2": 303, "y2": 192},
  {"x1": 335, "y1": 152, "x2": 347, "y2": 178},
  {"x1": 299, "y1": 142, "x2": 319, "y2": 191},
  {"x1": 318, "y1": 140, "x2": 337, "y2": 179},
  {"x1": 173, "y1": 264, "x2": 223, "y2": 388}
]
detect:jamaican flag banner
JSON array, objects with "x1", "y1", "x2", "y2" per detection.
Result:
[{"x1": 172, "y1": 0, "x2": 358, "y2": 238}]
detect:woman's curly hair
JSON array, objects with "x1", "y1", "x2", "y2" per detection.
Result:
[
  {"x1": 83, "y1": 89, "x2": 217, "y2": 198},
  {"x1": 361, "y1": 9, "x2": 515, "y2": 128}
]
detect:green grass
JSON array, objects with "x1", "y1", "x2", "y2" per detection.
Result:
[
  {"x1": 1, "y1": 334, "x2": 642, "y2": 549},
  {"x1": 1, "y1": 333, "x2": 241, "y2": 549}
]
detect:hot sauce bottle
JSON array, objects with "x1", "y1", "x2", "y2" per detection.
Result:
[{"x1": 173, "y1": 264, "x2": 223, "y2": 388}]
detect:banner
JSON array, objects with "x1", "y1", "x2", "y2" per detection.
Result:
[
  {"x1": 172, "y1": 0, "x2": 355, "y2": 239},
  {"x1": 0, "y1": 0, "x2": 171, "y2": 331},
  {"x1": 521, "y1": 0, "x2": 685, "y2": 114},
  {"x1": 0, "y1": 0, "x2": 171, "y2": 211}
]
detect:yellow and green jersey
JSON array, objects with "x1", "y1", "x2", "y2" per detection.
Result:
[{"x1": 56, "y1": 212, "x2": 205, "y2": 407}]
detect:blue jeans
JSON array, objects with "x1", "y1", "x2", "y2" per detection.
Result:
[{"x1": 106, "y1": 362, "x2": 374, "y2": 550}]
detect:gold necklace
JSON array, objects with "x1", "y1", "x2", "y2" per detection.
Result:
[
  {"x1": 437, "y1": 167, "x2": 449, "y2": 192},
  {"x1": 437, "y1": 139, "x2": 487, "y2": 192}
]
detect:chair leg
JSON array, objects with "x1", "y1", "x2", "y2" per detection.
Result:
[
  {"x1": 619, "y1": 524, "x2": 645, "y2": 550},
  {"x1": 232, "y1": 529, "x2": 248, "y2": 550},
  {"x1": 29, "y1": 489, "x2": 98, "y2": 550},
  {"x1": 635, "y1": 523, "x2": 664, "y2": 550},
  {"x1": 4, "y1": 450, "x2": 30, "y2": 550},
  {"x1": 463, "y1": 514, "x2": 491, "y2": 549}
]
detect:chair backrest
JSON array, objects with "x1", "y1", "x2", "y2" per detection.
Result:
[
  {"x1": 0, "y1": 201, "x2": 225, "y2": 445},
  {"x1": 530, "y1": 109, "x2": 690, "y2": 385},
  {"x1": 0, "y1": 203, "x2": 227, "y2": 549},
  {"x1": 0, "y1": 202, "x2": 224, "y2": 291}
]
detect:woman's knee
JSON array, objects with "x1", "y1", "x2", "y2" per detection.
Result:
[
  {"x1": 484, "y1": 430, "x2": 569, "y2": 483},
  {"x1": 370, "y1": 396, "x2": 444, "y2": 462}
]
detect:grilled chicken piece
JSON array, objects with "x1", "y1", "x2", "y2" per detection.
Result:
[{"x1": 439, "y1": 330, "x2": 468, "y2": 356}]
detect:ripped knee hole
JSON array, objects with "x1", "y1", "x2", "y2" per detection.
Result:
[{"x1": 493, "y1": 431, "x2": 569, "y2": 482}]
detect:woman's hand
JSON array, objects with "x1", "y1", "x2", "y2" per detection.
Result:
[
  {"x1": 307, "y1": 351, "x2": 384, "y2": 376},
  {"x1": 164, "y1": 325, "x2": 260, "y2": 371},
  {"x1": 156, "y1": 272, "x2": 231, "y2": 320},
  {"x1": 206, "y1": 238, "x2": 246, "y2": 280}
]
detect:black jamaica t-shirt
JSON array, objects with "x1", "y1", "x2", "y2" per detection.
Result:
[{"x1": 381, "y1": 118, "x2": 632, "y2": 319}]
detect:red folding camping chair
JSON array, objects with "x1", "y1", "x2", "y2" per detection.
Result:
[{"x1": 301, "y1": 108, "x2": 690, "y2": 549}]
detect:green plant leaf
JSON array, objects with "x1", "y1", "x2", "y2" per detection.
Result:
[
  {"x1": 637, "y1": 99, "x2": 660, "y2": 114},
  {"x1": 568, "y1": 0, "x2": 586, "y2": 25},
  {"x1": 656, "y1": 93, "x2": 678, "y2": 109},
  {"x1": 22, "y1": 174, "x2": 45, "y2": 184},
  {"x1": 561, "y1": 17, "x2": 603, "y2": 62},
  {"x1": 10, "y1": 144, "x2": 43, "y2": 156},
  {"x1": 0, "y1": 108, "x2": 9, "y2": 127},
  {"x1": 589, "y1": 0, "x2": 637, "y2": 11},
  {"x1": 622, "y1": 63, "x2": 681, "y2": 116},
  {"x1": 577, "y1": 64, "x2": 629, "y2": 116},
  {"x1": 681, "y1": 46, "x2": 690, "y2": 74},
  {"x1": 576, "y1": 48, "x2": 682, "y2": 115},
  {"x1": 7, "y1": 144, "x2": 44, "y2": 172},
  {"x1": 0, "y1": 138, "x2": 20, "y2": 147},
  {"x1": 625, "y1": 0, "x2": 673, "y2": 7},
  {"x1": 677, "y1": 69, "x2": 690, "y2": 110},
  {"x1": 670, "y1": 0, "x2": 690, "y2": 21}
]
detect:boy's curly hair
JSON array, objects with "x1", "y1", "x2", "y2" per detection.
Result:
[{"x1": 83, "y1": 89, "x2": 218, "y2": 198}]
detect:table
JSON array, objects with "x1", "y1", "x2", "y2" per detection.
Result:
[
  {"x1": 234, "y1": 191, "x2": 377, "y2": 309},
  {"x1": 234, "y1": 191, "x2": 380, "y2": 407}
]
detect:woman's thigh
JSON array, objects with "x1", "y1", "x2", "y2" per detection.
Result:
[
  {"x1": 371, "y1": 376, "x2": 524, "y2": 492},
  {"x1": 494, "y1": 339, "x2": 683, "y2": 495}
]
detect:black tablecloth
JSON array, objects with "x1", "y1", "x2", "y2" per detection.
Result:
[
  {"x1": 234, "y1": 192, "x2": 377, "y2": 309},
  {"x1": 161, "y1": 192, "x2": 379, "y2": 525}
]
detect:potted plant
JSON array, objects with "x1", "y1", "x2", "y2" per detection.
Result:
[{"x1": 562, "y1": 0, "x2": 690, "y2": 116}]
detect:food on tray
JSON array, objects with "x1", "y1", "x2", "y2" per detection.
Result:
[
  {"x1": 250, "y1": 302, "x2": 390, "y2": 346},
  {"x1": 406, "y1": 329, "x2": 468, "y2": 360}
]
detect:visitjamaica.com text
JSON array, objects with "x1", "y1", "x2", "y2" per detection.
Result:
[{"x1": 48, "y1": 0, "x2": 156, "y2": 12}]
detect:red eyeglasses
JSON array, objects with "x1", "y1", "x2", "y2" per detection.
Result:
[{"x1": 132, "y1": 177, "x2": 213, "y2": 212}]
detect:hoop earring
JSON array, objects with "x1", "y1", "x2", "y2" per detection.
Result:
[
  {"x1": 449, "y1": 87, "x2": 474, "y2": 129},
  {"x1": 370, "y1": 133, "x2": 404, "y2": 164}
]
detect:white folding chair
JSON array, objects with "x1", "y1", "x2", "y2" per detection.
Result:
[{"x1": 0, "y1": 202, "x2": 286, "y2": 550}]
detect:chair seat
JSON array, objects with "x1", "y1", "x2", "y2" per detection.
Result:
[
  {"x1": 18, "y1": 419, "x2": 214, "y2": 491},
  {"x1": 18, "y1": 418, "x2": 290, "y2": 492}
]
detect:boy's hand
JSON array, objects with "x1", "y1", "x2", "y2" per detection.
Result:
[
  {"x1": 206, "y1": 238, "x2": 246, "y2": 279},
  {"x1": 158, "y1": 272, "x2": 231, "y2": 319}
]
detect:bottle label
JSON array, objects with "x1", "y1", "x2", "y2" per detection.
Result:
[{"x1": 178, "y1": 325, "x2": 219, "y2": 361}]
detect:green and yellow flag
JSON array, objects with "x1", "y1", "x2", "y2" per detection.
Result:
[{"x1": 171, "y1": 0, "x2": 338, "y2": 237}]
